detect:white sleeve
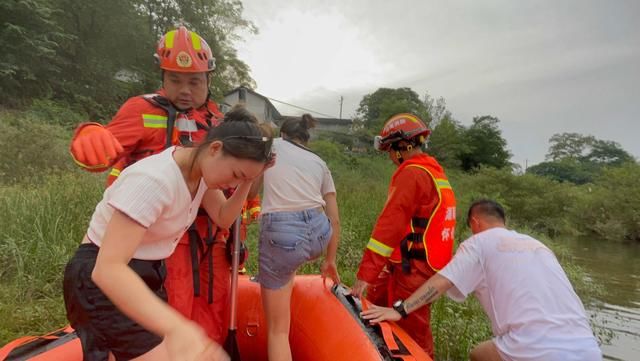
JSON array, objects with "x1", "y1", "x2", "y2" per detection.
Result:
[
  {"x1": 107, "y1": 171, "x2": 172, "y2": 228},
  {"x1": 321, "y1": 164, "x2": 336, "y2": 196},
  {"x1": 438, "y1": 238, "x2": 483, "y2": 302}
]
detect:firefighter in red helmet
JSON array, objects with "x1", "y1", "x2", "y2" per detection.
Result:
[
  {"x1": 352, "y1": 113, "x2": 457, "y2": 357},
  {"x1": 69, "y1": 26, "x2": 238, "y2": 344}
]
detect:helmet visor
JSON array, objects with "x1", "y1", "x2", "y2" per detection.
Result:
[{"x1": 374, "y1": 135, "x2": 388, "y2": 151}]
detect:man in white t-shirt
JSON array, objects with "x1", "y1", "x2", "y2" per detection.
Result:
[{"x1": 361, "y1": 199, "x2": 602, "y2": 361}]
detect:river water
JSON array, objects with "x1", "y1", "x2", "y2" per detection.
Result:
[{"x1": 563, "y1": 237, "x2": 640, "y2": 361}]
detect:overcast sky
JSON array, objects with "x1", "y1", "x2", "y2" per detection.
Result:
[{"x1": 234, "y1": 0, "x2": 640, "y2": 167}]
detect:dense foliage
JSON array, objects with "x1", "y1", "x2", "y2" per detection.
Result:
[
  {"x1": 527, "y1": 133, "x2": 636, "y2": 184},
  {"x1": 1, "y1": 0, "x2": 255, "y2": 119},
  {"x1": 353, "y1": 88, "x2": 513, "y2": 172}
]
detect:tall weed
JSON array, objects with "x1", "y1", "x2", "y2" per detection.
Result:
[{"x1": 0, "y1": 172, "x2": 102, "y2": 342}]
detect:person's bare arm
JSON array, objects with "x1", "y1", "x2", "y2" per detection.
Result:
[
  {"x1": 92, "y1": 211, "x2": 226, "y2": 360},
  {"x1": 92, "y1": 211, "x2": 183, "y2": 335},
  {"x1": 360, "y1": 273, "x2": 453, "y2": 323},
  {"x1": 201, "y1": 181, "x2": 252, "y2": 229},
  {"x1": 321, "y1": 192, "x2": 341, "y2": 284}
]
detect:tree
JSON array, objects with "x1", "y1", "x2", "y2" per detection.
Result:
[
  {"x1": 530, "y1": 133, "x2": 635, "y2": 183},
  {"x1": 52, "y1": 0, "x2": 156, "y2": 116},
  {"x1": 546, "y1": 132, "x2": 634, "y2": 166},
  {"x1": 586, "y1": 139, "x2": 635, "y2": 166},
  {"x1": 422, "y1": 92, "x2": 451, "y2": 126},
  {"x1": 0, "y1": 0, "x2": 68, "y2": 105},
  {"x1": 427, "y1": 116, "x2": 468, "y2": 169},
  {"x1": 527, "y1": 160, "x2": 596, "y2": 184},
  {"x1": 546, "y1": 133, "x2": 596, "y2": 161},
  {"x1": 355, "y1": 88, "x2": 430, "y2": 133},
  {"x1": 2, "y1": 0, "x2": 257, "y2": 118},
  {"x1": 459, "y1": 115, "x2": 512, "y2": 171}
]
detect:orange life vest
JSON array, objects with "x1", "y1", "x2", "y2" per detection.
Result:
[
  {"x1": 386, "y1": 156, "x2": 456, "y2": 272},
  {"x1": 106, "y1": 91, "x2": 222, "y2": 186}
]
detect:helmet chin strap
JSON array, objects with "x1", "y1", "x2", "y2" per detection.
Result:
[{"x1": 392, "y1": 144, "x2": 413, "y2": 164}]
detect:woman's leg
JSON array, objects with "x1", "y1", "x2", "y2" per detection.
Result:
[{"x1": 261, "y1": 277, "x2": 295, "y2": 361}]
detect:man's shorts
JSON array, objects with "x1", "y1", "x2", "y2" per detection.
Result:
[
  {"x1": 63, "y1": 243, "x2": 167, "y2": 361},
  {"x1": 257, "y1": 208, "x2": 332, "y2": 289}
]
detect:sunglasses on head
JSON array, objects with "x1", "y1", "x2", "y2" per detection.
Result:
[{"x1": 222, "y1": 135, "x2": 274, "y2": 161}]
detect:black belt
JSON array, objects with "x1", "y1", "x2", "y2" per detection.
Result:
[
  {"x1": 187, "y1": 217, "x2": 216, "y2": 304},
  {"x1": 400, "y1": 233, "x2": 427, "y2": 274},
  {"x1": 406, "y1": 248, "x2": 427, "y2": 260}
]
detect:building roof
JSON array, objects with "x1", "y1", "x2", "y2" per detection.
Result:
[
  {"x1": 278, "y1": 115, "x2": 352, "y2": 126},
  {"x1": 224, "y1": 86, "x2": 282, "y2": 119}
]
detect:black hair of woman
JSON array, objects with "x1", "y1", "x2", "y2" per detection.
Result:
[
  {"x1": 280, "y1": 113, "x2": 317, "y2": 145},
  {"x1": 190, "y1": 105, "x2": 274, "y2": 170}
]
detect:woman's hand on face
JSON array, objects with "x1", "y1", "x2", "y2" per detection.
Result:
[
  {"x1": 360, "y1": 304, "x2": 401, "y2": 324},
  {"x1": 321, "y1": 260, "x2": 341, "y2": 287},
  {"x1": 196, "y1": 342, "x2": 229, "y2": 361},
  {"x1": 264, "y1": 152, "x2": 276, "y2": 170},
  {"x1": 165, "y1": 320, "x2": 228, "y2": 361}
]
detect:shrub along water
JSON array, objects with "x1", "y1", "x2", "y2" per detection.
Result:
[{"x1": 0, "y1": 113, "x2": 619, "y2": 359}]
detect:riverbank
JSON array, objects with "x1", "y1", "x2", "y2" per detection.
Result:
[{"x1": 563, "y1": 237, "x2": 640, "y2": 361}]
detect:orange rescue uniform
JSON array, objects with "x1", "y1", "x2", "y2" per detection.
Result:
[
  {"x1": 357, "y1": 153, "x2": 456, "y2": 357},
  {"x1": 74, "y1": 90, "x2": 233, "y2": 343}
]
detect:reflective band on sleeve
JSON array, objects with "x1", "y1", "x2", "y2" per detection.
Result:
[
  {"x1": 165, "y1": 30, "x2": 176, "y2": 49},
  {"x1": 366, "y1": 238, "x2": 394, "y2": 257},
  {"x1": 248, "y1": 206, "x2": 261, "y2": 215},
  {"x1": 142, "y1": 114, "x2": 168, "y2": 128},
  {"x1": 109, "y1": 168, "x2": 121, "y2": 177},
  {"x1": 190, "y1": 32, "x2": 201, "y2": 50},
  {"x1": 435, "y1": 178, "x2": 451, "y2": 189}
]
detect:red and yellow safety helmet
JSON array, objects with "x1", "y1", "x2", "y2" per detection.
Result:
[
  {"x1": 155, "y1": 26, "x2": 215, "y2": 73},
  {"x1": 374, "y1": 113, "x2": 431, "y2": 151}
]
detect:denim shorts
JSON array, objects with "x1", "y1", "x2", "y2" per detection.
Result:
[{"x1": 257, "y1": 208, "x2": 332, "y2": 290}]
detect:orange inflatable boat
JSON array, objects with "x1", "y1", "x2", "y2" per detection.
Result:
[{"x1": 0, "y1": 275, "x2": 431, "y2": 361}]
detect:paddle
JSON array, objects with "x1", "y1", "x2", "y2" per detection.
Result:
[{"x1": 223, "y1": 216, "x2": 242, "y2": 361}]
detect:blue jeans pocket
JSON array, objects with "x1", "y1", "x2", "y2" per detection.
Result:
[
  {"x1": 263, "y1": 230, "x2": 305, "y2": 251},
  {"x1": 260, "y1": 231, "x2": 307, "y2": 279},
  {"x1": 308, "y1": 216, "x2": 332, "y2": 260}
]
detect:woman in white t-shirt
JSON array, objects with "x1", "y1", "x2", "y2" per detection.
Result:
[
  {"x1": 63, "y1": 107, "x2": 274, "y2": 361},
  {"x1": 257, "y1": 114, "x2": 341, "y2": 361}
]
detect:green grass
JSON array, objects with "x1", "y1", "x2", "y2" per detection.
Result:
[
  {"x1": 0, "y1": 116, "x2": 609, "y2": 360},
  {"x1": 0, "y1": 172, "x2": 103, "y2": 343}
]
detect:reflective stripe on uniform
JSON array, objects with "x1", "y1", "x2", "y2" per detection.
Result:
[
  {"x1": 109, "y1": 168, "x2": 121, "y2": 177},
  {"x1": 435, "y1": 178, "x2": 451, "y2": 189},
  {"x1": 366, "y1": 238, "x2": 394, "y2": 258},
  {"x1": 248, "y1": 206, "x2": 261, "y2": 215},
  {"x1": 142, "y1": 114, "x2": 168, "y2": 128}
]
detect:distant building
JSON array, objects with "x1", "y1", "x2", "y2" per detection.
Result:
[
  {"x1": 222, "y1": 86, "x2": 280, "y2": 127},
  {"x1": 221, "y1": 86, "x2": 352, "y2": 136},
  {"x1": 277, "y1": 116, "x2": 352, "y2": 135}
]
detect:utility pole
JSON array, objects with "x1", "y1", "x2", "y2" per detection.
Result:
[{"x1": 339, "y1": 96, "x2": 344, "y2": 119}]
